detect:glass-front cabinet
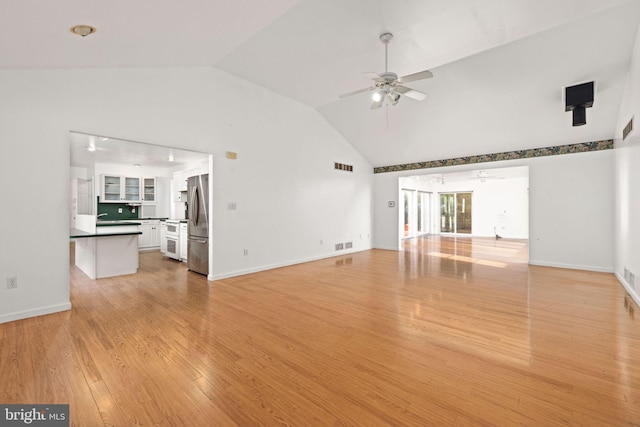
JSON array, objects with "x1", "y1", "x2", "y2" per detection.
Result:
[
  {"x1": 101, "y1": 175, "x2": 141, "y2": 203},
  {"x1": 143, "y1": 178, "x2": 156, "y2": 203},
  {"x1": 102, "y1": 175, "x2": 122, "y2": 202}
]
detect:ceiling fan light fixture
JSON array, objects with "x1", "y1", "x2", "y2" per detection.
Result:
[
  {"x1": 70, "y1": 25, "x2": 96, "y2": 37},
  {"x1": 372, "y1": 91, "x2": 383, "y2": 102}
]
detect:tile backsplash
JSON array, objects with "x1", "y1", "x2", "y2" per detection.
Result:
[{"x1": 97, "y1": 197, "x2": 138, "y2": 220}]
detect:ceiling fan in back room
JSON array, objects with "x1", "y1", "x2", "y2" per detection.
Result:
[{"x1": 339, "y1": 32, "x2": 433, "y2": 109}]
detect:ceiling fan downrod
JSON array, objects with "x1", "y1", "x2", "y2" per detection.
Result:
[{"x1": 380, "y1": 32, "x2": 393, "y2": 73}]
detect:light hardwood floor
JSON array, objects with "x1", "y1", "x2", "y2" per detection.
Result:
[{"x1": 1, "y1": 237, "x2": 639, "y2": 426}]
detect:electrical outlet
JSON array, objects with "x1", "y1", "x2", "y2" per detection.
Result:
[
  {"x1": 243, "y1": 249, "x2": 248, "y2": 256},
  {"x1": 118, "y1": 208, "x2": 123, "y2": 213},
  {"x1": 6, "y1": 276, "x2": 17, "y2": 289}
]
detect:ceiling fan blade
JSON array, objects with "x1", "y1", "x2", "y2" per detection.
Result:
[
  {"x1": 395, "y1": 85, "x2": 427, "y2": 101},
  {"x1": 398, "y1": 70, "x2": 433, "y2": 83},
  {"x1": 363, "y1": 72, "x2": 386, "y2": 82},
  {"x1": 339, "y1": 86, "x2": 374, "y2": 98}
]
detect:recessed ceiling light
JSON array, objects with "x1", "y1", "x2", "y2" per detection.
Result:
[
  {"x1": 133, "y1": 164, "x2": 141, "y2": 167},
  {"x1": 70, "y1": 25, "x2": 96, "y2": 37}
]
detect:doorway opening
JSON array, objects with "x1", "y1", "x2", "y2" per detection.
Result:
[
  {"x1": 398, "y1": 166, "x2": 529, "y2": 248},
  {"x1": 69, "y1": 131, "x2": 214, "y2": 279}
]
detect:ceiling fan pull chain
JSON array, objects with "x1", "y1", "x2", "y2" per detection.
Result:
[{"x1": 386, "y1": 105, "x2": 389, "y2": 131}]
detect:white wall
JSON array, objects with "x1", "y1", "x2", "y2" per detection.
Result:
[
  {"x1": 615, "y1": 22, "x2": 640, "y2": 306},
  {"x1": 375, "y1": 150, "x2": 614, "y2": 272},
  {"x1": 0, "y1": 67, "x2": 373, "y2": 323}
]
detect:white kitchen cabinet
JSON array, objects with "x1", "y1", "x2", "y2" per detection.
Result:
[
  {"x1": 160, "y1": 222, "x2": 167, "y2": 254},
  {"x1": 180, "y1": 223, "x2": 188, "y2": 261},
  {"x1": 173, "y1": 171, "x2": 185, "y2": 202},
  {"x1": 101, "y1": 175, "x2": 141, "y2": 203},
  {"x1": 139, "y1": 220, "x2": 161, "y2": 251},
  {"x1": 173, "y1": 170, "x2": 189, "y2": 192},
  {"x1": 142, "y1": 177, "x2": 156, "y2": 203},
  {"x1": 173, "y1": 169, "x2": 202, "y2": 201},
  {"x1": 151, "y1": 221, "x2": 161, "y2": 247}
]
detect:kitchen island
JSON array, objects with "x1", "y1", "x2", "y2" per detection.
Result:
[{"x1": 70, "y1": 217, "x2": 142, "y2": 279}]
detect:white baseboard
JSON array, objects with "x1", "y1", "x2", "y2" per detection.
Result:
[
  {"x1": 373, "y1": 245, "x2": 399, "y2": 251},
  {"x1": 615, "y1": 272, "x2": 640, "y2": 308},
  {"x1": 210, "y1": 247, "x2": 371, "y2": 281},
  {"x1": 0, "y1": 302, "x2": 72, "y2": 324},
  {"x1": 528, "y1": 260, "x2": 613, "y2": 273}
]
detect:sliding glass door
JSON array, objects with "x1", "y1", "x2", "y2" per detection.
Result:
[
  {"x1": 403, "y1": 190, "x2": 413, "y2": 237},
  {"x1": 404, "y1": 190, "x2": 431, "y2": 238},
  {"x1": 440, "y1": 192, "x2": 472, "y2": 234},
  {"x1": 417, "y1": 191, "x2": 430, "y2": 234}
]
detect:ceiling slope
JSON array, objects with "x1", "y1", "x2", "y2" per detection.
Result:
[
  {"x1": 1, "y1": 0, "x2": 639, "y2": 169},
  {"x1": 215, "y1": 0, "x2": 629, "y2": 108},
  {"x1": 316, "y1": 1, "x2": 640, "y2": 167}
]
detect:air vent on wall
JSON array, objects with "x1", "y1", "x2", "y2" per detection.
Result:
[
  {"x1": 623, "y1": 117, "x2": 634, "y2": 141},
  {"x1": 334, "y1": 162, "x2": 353, "y2": 172}
]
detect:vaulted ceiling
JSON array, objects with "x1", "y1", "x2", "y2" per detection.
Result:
[{"x1": 2, "y1": 0, "x2": 639, "y2": 167}]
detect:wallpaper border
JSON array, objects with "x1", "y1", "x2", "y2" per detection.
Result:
[{"x1": 372, "y1": 140, "x2": 614, "y2": 174}]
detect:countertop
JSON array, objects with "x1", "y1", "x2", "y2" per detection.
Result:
[
  {"x1": 96, "y1": 221, "x2": 142, "y2": 227},
  {"x1": 95, "y1": 218, "x2": 169, "y2": 226},
  {"x1": 70, "y1": 228, "x2": 143, "y2": 239}
]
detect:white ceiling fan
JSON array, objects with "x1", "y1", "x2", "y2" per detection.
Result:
[
  {"x1": 468, "y1": 171, "x2": 506, "y2": 183},
  {"x1": 339, "y1": 33, "x2": 433, "y2": 109}
]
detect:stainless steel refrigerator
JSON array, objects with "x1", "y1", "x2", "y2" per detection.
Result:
[{"x1": 187, "y1": 174, "x2": 209, "y2": 275}]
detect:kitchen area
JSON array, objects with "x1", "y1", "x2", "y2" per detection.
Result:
[{"x1": 69, "y1": 131, "x2": 211, "y2": 280}]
